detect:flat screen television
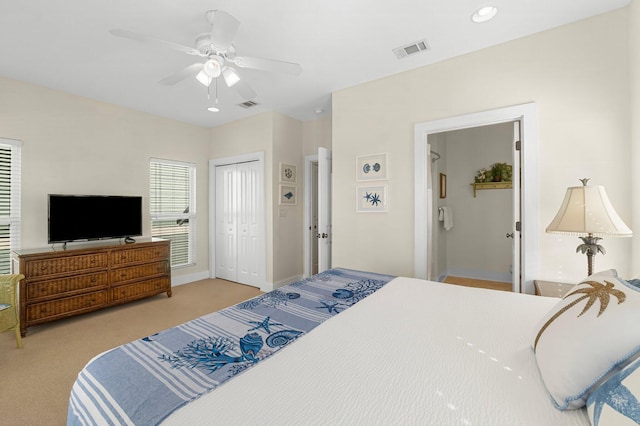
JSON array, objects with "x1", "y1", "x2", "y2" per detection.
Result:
[{"x1": 48, "y1": 194, "x2": 143, "y2": 244}]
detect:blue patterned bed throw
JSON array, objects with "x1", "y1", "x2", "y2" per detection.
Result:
[{"x1": 67, "y1": 268, "x2": 394, "y2": 425}]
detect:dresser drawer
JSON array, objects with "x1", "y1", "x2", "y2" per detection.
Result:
[
  {"x1": 26, "y1": 272, "x2": 108, "y2": 300},
  {"x1": 110, "y1": 261, "x2": 169, "y2": 284},
  {"x1": 110, "y1": 277, "x2": 170, "y2": 302},
  {"x1": 26, "y1": 290, "x2": 107, "y2": 322},
  {"x1": 111, "y1": 245, "x2": 170, "y2": 266},
  {"x1": 26, "y1": 253, "x2": 108, "y2": 278}
]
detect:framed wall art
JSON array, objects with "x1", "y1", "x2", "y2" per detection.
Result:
[
  {"x1": 356, "y1": 185, "x2": 387, "y2": 213},
  {"x1": 356, "y1": 153, "x2": 387, "y2": 181},
  {"x1": 279, "y1": 162, "x2": 297, "y2": 183},
  {"x1": 439, "y1": 173, "x2": 447, "y2": 199},
  {"x1": 279, "y1": 185, "x2": 297, "y2": 205}
]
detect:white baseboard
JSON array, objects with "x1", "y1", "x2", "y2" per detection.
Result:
[
  {"x1": 271, "y1": 274, "x2": 304, "y2": 291},
  {"x1": 170, "y1": 270, "x2": 211, "y2": 287},
  {"x1": 171, "y1": 269, "x2": 284, "y2": 294}
]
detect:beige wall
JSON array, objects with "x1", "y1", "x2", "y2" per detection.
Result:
[
  {"x1": 273, "y1": 114, "x2": 303, "y2": 283},
  {"x1": 302, "y1": 115, "x2": 332, "y2": 155},
  {"x1": 0, "y1": 77, "x2": 211, "y2": 283},
  {"x1": 209, "y1": 111, "x2": 307, "y2": 286},
  {"x1": 332, "y1": 9, "x2": 632, "y2": 281}
]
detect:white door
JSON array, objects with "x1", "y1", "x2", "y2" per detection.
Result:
[
  {"x1": 318, "y1": 147, "x2": 332, "y2": 272},
  {"x1": 215, "y1": 161, "x2": 261, "y2": 286},
  {"x1": 311, "y1": 161, "x2": 319, "y2": 275},
  {"x1": 236, "y1": 161, "x2": 261, "y2": 286},
  {"x1": 216, "y1": 164, "x2": 237, "y2": 281},
  {"x1": 511, "y1": 121, "x2": 522, "y2": 293}
]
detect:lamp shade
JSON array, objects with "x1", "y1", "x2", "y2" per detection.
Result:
[{"x1": 546, "y1": 185, "x2": 632, "y2": 237}]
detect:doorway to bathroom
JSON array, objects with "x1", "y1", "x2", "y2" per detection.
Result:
[
  {"x1": 429, "y1": 122, "x2": 515, "y2": 289},
  {"x1": 414, "y1": 103, "x2": 539, "y2": 294}
]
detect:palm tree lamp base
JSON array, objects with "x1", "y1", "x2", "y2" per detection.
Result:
[{"x1": 577, "y1": 234, "x2": 605, "y2": 277}]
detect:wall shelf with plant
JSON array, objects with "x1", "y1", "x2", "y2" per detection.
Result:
[{"x1": 470, "y1": 162, "x2": 513, "y2": 197}]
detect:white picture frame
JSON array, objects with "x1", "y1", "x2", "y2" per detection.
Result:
[
  {"x1": 279, "y1": 185, "x2": 297, "y2": 205},
  {"x1": 356, "y1": 185, "x2": 387, "y2": 213},
  {"x1": 280, "y1": 162, "x2": 297, "y2": 183},
  {"x1": 356, "y1": 153, "x2": 387, "y2": 181}
]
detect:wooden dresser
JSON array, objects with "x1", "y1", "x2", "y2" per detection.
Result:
[{"x1": 11, "y1": 238, "x2": 171, "y2": 336}]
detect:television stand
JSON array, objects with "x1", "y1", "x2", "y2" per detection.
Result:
[{"x1": 12, "y1": 238, "x2": 171, "y2": 336}]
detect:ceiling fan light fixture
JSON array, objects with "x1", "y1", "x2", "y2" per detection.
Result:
[
  {"x1": 472, "y1": 6, "x2": 498, "y2": 23},
  {"x1": 207, "y1": 106, "x2": 220, "y2": 112},
  {"x1": 203, "y1": 58, "x2": 222, "y2": 78},
  {"x1": 222, "y1": 67, "x2": 240, "y2": 87},
  {"x1": 196, "y1": 70, "x2": 213, "y2": 86}
]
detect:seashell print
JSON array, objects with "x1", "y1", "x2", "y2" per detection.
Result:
[
  {"x1": 266, "y1": 330, "x2": 303, "y2": 348},
  {"x1": 332, "y1": 288, "x2": 354, "y2": 299},
  {"x1": 240, "y1": 332, "x2": 263, "y2": 360}
]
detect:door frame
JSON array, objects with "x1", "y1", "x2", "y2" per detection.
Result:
[
  {"x1": 414, "y1": 103, "x2": 539, "y2": 294},
  {"x1": 209, "y1": 152, "x2": 266, "y2": 288}
]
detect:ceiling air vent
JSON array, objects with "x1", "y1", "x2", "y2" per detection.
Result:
[
  {"x1": 238, "y1": 100, "x2": 259, "y2": 109},
  {"x1": 392, "y1": 39, "x2": 430, "y2": 59}
]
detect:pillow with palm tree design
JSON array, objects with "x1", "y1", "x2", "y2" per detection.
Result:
[
  {"x1": 586, "y1": 357, "x2": 640, "y2": 425},
  {"x1": 533, "y1": 269, "x2": 640, "y2": 410}
]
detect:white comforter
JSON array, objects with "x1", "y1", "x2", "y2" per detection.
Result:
[{"x1": 164, "y1": 277, "x2": 589, "y2": 425}]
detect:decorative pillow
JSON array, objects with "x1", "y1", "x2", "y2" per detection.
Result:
[
  {"x1": 533, "y1": 269, "x2": 640, "y2": 410},
  {"x1": 587, "y1": 357, "x2": 640, "y2": 425}
]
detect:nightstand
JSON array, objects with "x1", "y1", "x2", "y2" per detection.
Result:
[{"x1": 534, "y1": 280, "x2": 576, "y2": 298}]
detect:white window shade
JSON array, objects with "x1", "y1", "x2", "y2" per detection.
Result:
[
  {"x1": 0, "y1": 139, "x2": 21, "y2": 274},
  {"x1": 150, "y1": 158, "x2": 196, "y2": 268}
]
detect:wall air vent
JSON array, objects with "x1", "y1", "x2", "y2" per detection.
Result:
[
  {"x1": 238, "y1": 100, "x2": 259, "y2": 109},
  {"x1": 392, "y1": 39, "x2": 430, "y2": 59}
]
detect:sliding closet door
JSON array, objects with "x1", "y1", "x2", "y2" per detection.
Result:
[{"x1": 215, "y1": 161, "x2": 261, "y2": 287}]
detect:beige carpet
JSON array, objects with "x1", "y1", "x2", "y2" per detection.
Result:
[{"x1": 0, "y1": 278, "x2": 262, "y2": 426}]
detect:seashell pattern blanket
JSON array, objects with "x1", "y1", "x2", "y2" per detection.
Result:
[{"x1": 67, "y1": 268, "x2": 395, "y2": 425}]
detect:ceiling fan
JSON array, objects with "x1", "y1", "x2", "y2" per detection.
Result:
[{"x1": 109, "y1": 10, "x2": 302, "y2": 102}]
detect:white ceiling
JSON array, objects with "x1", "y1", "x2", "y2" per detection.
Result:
[{"x1": 0, "y1": 0, "x2": 630, "y2": 128}]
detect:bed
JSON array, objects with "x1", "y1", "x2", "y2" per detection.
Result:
[{"x1": 67, "y1": 268, "x2": 640, "y2": 425}]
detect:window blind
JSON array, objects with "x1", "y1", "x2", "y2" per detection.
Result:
[
  {"x1": 150, "y1": 159, "x2": 196, "y2": 268},
  {"x1": 0, "y1": 139, "x2": 21, "y2": 274}
]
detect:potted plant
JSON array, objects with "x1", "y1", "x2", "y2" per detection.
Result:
[{"x1": 490, "y1": 162, "x2": 512, "y2": 182}]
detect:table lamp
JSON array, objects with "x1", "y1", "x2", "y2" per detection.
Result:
[{"x1": 546, "y1": 178, "x2": 632, "y2": 276}]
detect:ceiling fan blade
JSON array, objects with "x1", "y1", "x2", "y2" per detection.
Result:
[
  {"x1": 233, "y1": 78, "x2": 257, "y2": 100},
  {"x1": 233, "y1": 56, "x2": 302, "y2": 75},
  {"x1": 207, "y1": 10, "x2": 240, "y2": 52},
  {"x1": 109, "y1": 29, "x2": 204, "y2": 56},
  {"x1": 158, "y1": 63, "x2": 204, "y2": 85}
]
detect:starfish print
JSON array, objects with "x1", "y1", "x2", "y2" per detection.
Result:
[
  {"x1": 316, "y1": 301, "x2": 343, "y2": 314},
  {"x1": 363, "y1": 192, "x2": 372, "y2": 201},
  {"x1": 590, "y1": 363, "x2": 640, "y2": 423},
  {"x1": 370, "y1": 193, "x2": 381, "y2": 206},
  {"x1": 247, "y1": 316, "x2": 282, "y2": 333}
]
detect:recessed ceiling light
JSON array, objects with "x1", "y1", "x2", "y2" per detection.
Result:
[
  {"x1": 207, "y1": 106, "x2": 219, "y2": 112},
  {"x1": 472, "y1": 6, "x2": 498, "y2": 23}
]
